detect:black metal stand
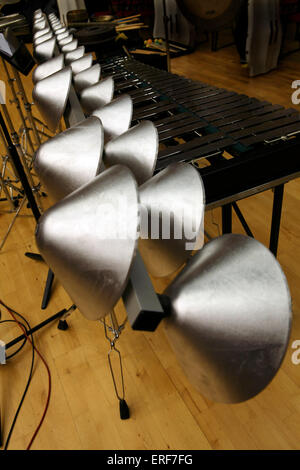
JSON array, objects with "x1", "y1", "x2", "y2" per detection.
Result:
[
  {"x1": 41, "y1": 268, "x2": 55, "y2": 310},
  {"x1": 0, "y1": 109, "x2": 70, "y2": 316},
  {"x1": 0, "y1": 110, "x2": 40, "y2": 221},
  {"x1": 222, "y1": 203, "x2": 232, "y2": 234},
  {"x1": 269, "y1": 184, "x2": 284, "y2": 257},
  {"x1": 221, "y1": 185, "x2": 284, "y2": 257},
  {"x1": 4, "y1": 308, "x2": 72, "y2": 352}
]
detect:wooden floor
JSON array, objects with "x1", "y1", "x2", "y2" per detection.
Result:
[{"x1": 0, "y1": 40, "x2": 300, "y2": 450}]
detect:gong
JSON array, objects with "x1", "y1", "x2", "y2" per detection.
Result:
[{"x1": 177, "y1": 0, "x2": 241, "y2": 31}]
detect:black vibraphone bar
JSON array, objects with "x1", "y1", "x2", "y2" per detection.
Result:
[{"x1": 100, "y1": 56, "x2": 300, "y2": 255}]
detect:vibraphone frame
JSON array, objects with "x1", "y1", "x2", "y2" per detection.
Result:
[{"x1": 99, "y1": 56, "x2": 300, "y2": 257}]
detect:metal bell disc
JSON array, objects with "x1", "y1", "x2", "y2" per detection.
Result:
[
  {"x1": 34, "y1": 13, "x2": 43, "y2": 21},
  {"x1": 53, "y1": 23, "x2": 63, "y2": 31},
  {"x1": 33, "y1": 19, "x2": 47, "y2": 33},
  {"x1": 61, "y1": 39, "x2": 78, "y2": 53},
  {"x1": 58, "y1": 34, "x2": 73, "y2": 47},
  {"x1": 64, "y1": 46, "x2": 85, "y2": 65},
  {"x1": 33, "y1": 27, "x2": 50, "y2": 40},
  {"x1": 80, "y1": 77, "x2": 114, "y2": 114},
  {"x1": 33, "y1": 31, "x2": 53, "y2": 46},
  {"x1": 35, "y1": 165, "x2": 140, "y2": 321},
  {"x1": 73, "y1": 64, "x2": 101, "y2": 92},
  {"x1": 32, "y1": 67, "x2": 72, "y2": 132},
  {"x1": 34, "y1": 37, "x2": 56, "y2": 63},
  {"x1": 164, "y1": 233, "x2": 292, "y2": 403},
  {"x1": 34, "y1": 116, "x2": 104, "y2": 202},
  {"x1": 54, "y1": 27, "x2": 68, "y2": 36},
  {"x1": 92, "y1": 94, "x2": 133, "y2": 142},
  {"x1": 104, "y1": 121, "x2": 158, "y2": 185},
  {"x1": 56, "y1": 30, "x2": 70, "y2": 41},
  {"x1": 32, "y1": 54, "x2": 65, "y2": 84},
  {"x1": 34, "y1": 9, "x2": 43, "y2": 19},
  {"x1": 69, "y1": 53, "x2": 93, "y2": 75},
  {"x1": 139, "y1": 162, "x2": 205, "y2": 277}
]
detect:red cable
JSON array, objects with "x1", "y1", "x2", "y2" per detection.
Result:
[{"x1": 2, "y1": 301, "x2": 51, "y2": 450}]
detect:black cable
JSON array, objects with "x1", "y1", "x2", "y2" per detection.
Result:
[
  {"x1": 0, "y1": 302, "x2": 35, "y2": 451},
  {"x1": 0, "y1": 320, "x2": 27, "y2": 359}
]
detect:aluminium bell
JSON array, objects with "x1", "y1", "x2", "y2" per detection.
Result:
[
  {"x1": 92, "y1": 94, "x2": 133, "y2": 142},
  {"x1": 58, "y1": 34, "x2": 73, "y2": 47},
  {"x1": 164, "y1": 233, "x2": 292, "y2": 403},
  {"x1": 61, "y1": 39, "x2": 78, "y2": 53},
  {"x1": 80, "y1": 77, "x2": 114, "y2": 114},
  {"x1": 104, "y1": 121, "x2": 158, "y2": 185},
  {"x1": 33, "y1": 27, "x2": 50, "y2": 40},
  {"x1": 64, "y1": 46, "x2": 85, "y2": 64},
  {"x1": 35, "y1": 165, "x2": 140, "y2": 321},
  {"x1": 34, "y1": 37, "x2": 56, "y2": 63},
  {"x1": 32, "y1": 54, "x2": 65, "y2": 84},
  {"x1": 33, "y1": 31, "x2": 54, "y2": 46},
  {"x1": 69, "y1": 53, "x2": 93, "y2": 75},
  {"x1": 34, "y1": 116, "x2": 104, "y2": 202},
  {"x1": 32, "y1": 66, "x2": 72, "y2": 132},
  {"x1": 73, "y1": 64, "x2": 101, "y2": 92},
  {"x1": 139, "y1": 162, "x2": 205, "y2": 277}
]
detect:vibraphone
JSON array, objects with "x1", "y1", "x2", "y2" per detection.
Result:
[{"x1": 98, "y1": 56, "x2": 300, "y2": 255}]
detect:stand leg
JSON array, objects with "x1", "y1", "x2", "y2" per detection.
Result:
[
  {"x1": 269, "y1": 184, "x2": 284, "y2": 257},
  {"x1": 222, "y1": 203, "x2": 232, "y2": 234},
  {"x1": 24, "y1": 252, "x2": 44, "y2": 262},
  {"x1": 41, "y1": 269, "x2": 55, "y2": 310}
]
